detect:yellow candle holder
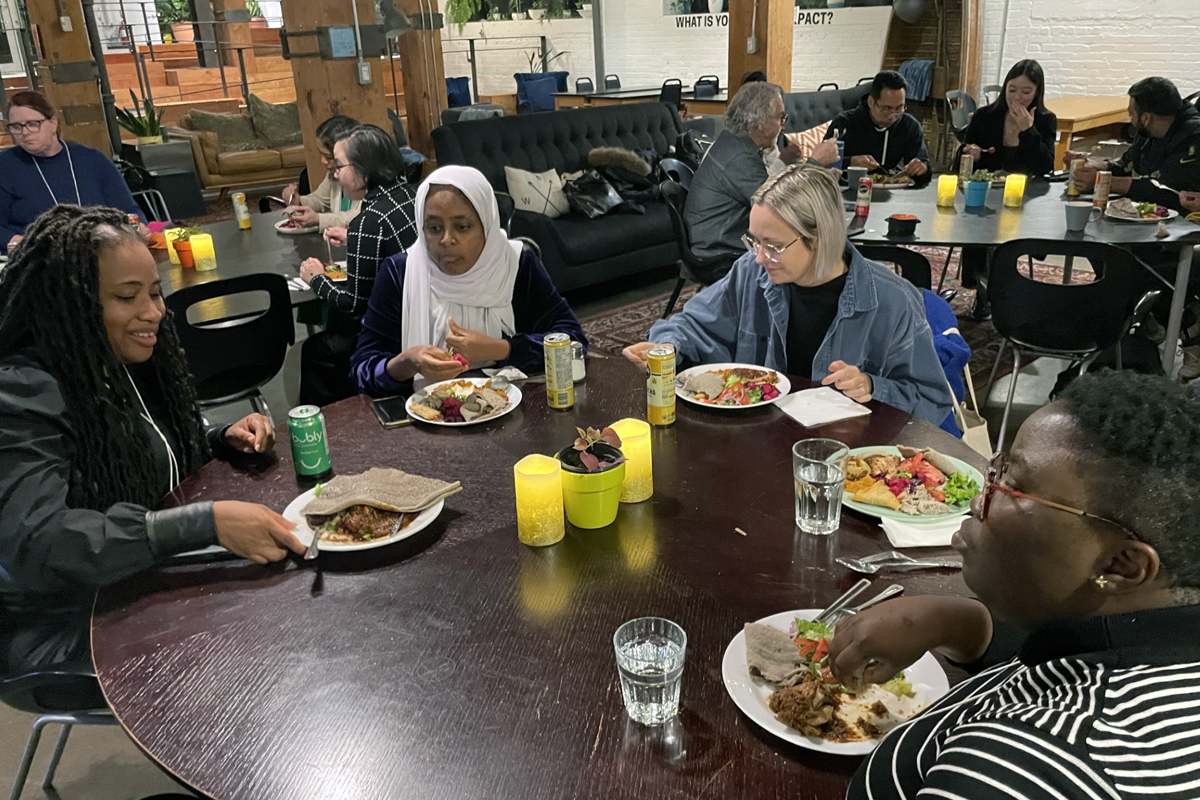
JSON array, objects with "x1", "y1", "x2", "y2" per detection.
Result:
[
  {"x1": 1003, "y1": 173, "x2": 1027, "y2": 208},
  {"x1": 164, "y1": 227, "x2": 183, "y2": 265},
  {"x1": 190, "y1": 233, "x2": 218, "y2": 272},
  {"x1": 936, "y1": 174, "x2": 958, "y2": 208},
  {"x1": 610, "y1": 418, "x2": 653, "y2": 503},
  {"x1": 514, "y1": 454, "x2": 565, "y2": 546}
]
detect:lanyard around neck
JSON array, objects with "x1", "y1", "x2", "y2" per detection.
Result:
[{"x1": 32, "y1": 143, "x2": 82, "y2": 207}]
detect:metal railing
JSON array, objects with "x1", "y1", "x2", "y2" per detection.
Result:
[{"x1": 442, "y1": 35, "x2": 551, "y2": 104}]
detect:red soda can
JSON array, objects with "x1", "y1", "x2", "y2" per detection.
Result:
[{"x1": 855, "y1": 177, "x2": 873, "y2": 216}]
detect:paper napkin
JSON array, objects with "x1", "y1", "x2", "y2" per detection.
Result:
[
  {"x1": 776, "y1": 387, "x2": 872, "y2": 427},
  {"x1": 880, "y1": 515, "x2": 967, "y2": 548}
]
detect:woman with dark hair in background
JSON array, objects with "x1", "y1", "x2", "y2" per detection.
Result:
[
  {"x1": 0, "y1": 205, "x2": 303, "y2": 701},
  {"x1": 0, "y1": 91, "x2": 146, "y2": 252},
  {"x1": 958, "y1": 60, "x2": 1058, "y2": 319},
  {"x1": 299, "y1": 123, "x2": 418, "y2": 406},
  {"x1": 283, "y1": 115, "x2": 363, "y2": 232}
]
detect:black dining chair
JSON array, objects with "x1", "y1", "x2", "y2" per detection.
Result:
[
  {"x1": 604, "y1": 74, "x2": 621, "y2": 90},
  {"x1": 693, "y1": 75, "x2": 720, "y2": 100},
  {"x1": 575, "y1": 77, "x2": 594, "y2": 94},
  {"x1": 817, "y1": 82, "x2": 839, "y2": 91},
  {"x1": 658, "y1": 157, "x2": 695, "y2": 190},
  {"x1": 659, "y1": 79, "x2": 683, "y2": 111},
  {"x1": 980, "y1": 239, "x2": 1161, "y2": 447},
  {"x1": 660, "y1": 180, "x2": 734, "y2": 317},
  {"x1": 854, "y1": 244, "x2": 932, "y2": 290},
  {"x1": 2, "y1": 667, "x2": 116, "y2": 800},
  {"x1": 165, "y1": 273, "x2": 295, "y2": 420},
  {"x1": 946, "y1": 90, "x2": 978, "y2": 142}
]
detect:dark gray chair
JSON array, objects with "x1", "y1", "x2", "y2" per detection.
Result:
[
  {"x1": 660, "y1": 180, "x2": 734, "y2": 317},
  {"x1": 575, "y1": 77, "x2": 594, "y2": 93},
  {"x1": 604, "y1": 74, "x2": 621, "y2": 90},
  {"x1": 658, "y1": 157, "x2": 695, "y2": 190},
  {"x1": 854, "y1": 244, "x2": 932, "y2": 290},
  {"x1": 659, "y1": 79, "x2": 683, "y2": 111}
]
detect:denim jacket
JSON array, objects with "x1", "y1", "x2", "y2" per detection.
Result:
[{"x1": 648, "y1": 244, "x2": 953, "y2": 426}]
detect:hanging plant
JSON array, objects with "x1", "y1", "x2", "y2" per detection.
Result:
[{"x1": 446, "y1": 0, "x2": 484, "y2": 30}]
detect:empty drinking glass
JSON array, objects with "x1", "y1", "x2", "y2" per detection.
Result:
[
  {"x1": 613, "y1": 617, "x2": 686, "y2": 725},
  {"x1": 793, "y1": 438, "x2": 850, "y2": 535}
]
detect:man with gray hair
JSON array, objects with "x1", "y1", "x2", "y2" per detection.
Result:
[{"x1": 684, "y1": 82, "x2": 823, "y2": 276}]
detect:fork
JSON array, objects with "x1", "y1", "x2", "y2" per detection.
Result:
[
  {"x1": 303, "y1": 530, "x2": 320, "y2": 560},
  {"x1": 819, "y1": 584, "x2": 905, "y2": 627},
  {"x1": 836, "y1": 550, "x2": 963, "y2": 574}
]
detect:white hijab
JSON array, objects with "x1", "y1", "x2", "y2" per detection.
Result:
[{"x1": 400, "y1": 166, "x2": 522, "y2": 353}]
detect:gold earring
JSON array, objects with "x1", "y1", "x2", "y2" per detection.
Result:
[{"x1": 1093, "y1": 575, "x2": 1110, "y2": 589}]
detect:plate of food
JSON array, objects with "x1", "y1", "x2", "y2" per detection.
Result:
[
  {"x1": 868, "y1": 172, "x2": 914, "y2": 188},
  {"x1": 275, "y1": 217, "x2": 317, "y2": 235},
  {"x1": 675, "y1": 363, "x2": 791, "y2": 409},
  {"x1": 723, "y1": 609, "x2": 948, "y2": 755},
  {"x1": 283, "y1": 467, "x2": 461, "y2": 552},
  {"x1": 406, "y1": 377, "x2": 521, "y2": 426},
  {"x1": 324, "y1": 260, "x2": 347, "y2": 281},
  {"x1": 842, "y1": 445, "x2": 982, "y2": 522},
  {"x1": 1104, "y1": 198, "x2": 1179, "y2": 223}
]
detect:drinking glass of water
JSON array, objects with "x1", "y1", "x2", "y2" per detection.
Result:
[
  {"x1": 793, "y1": 438, "x2": 850, "y2": 536},
  {"x1": 613, "y1": 617, "x2": 687, "y2": 725}
]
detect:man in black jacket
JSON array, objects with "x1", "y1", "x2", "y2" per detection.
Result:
[
  {"x1": 1070, "y1": 77, "x2": 1200, "y2": 210},
  {"x1": 822, "y1": 71, "x2": 930, "y2": 183}
]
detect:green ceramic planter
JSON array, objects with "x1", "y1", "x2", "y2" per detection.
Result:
[{"x1": 557, "y1": 446, "x2": 625, "y2": 529}]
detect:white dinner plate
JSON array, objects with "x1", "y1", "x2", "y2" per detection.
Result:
[
  {"x1": 1103, "y1": 204, "x2": 1180, "y2": 224},
  {"x1": 722, "y1": 608, "x2": 949, "y2": 756},
  {"x1": 675, "y1": 363, "x2": 791, "y2": 410},
  {"x1": 405, "y1": 377, "x2": 523, "y2": 427},
  {"x1": 283, "y1": 487, "x2": 444, "y2": 552},
  {"x1": 842, "y1": 445, "x2": 983, "y2": 524},
  {"x1": 275, "y1": 218, "x2": 317, "y2": 235},
  {"x1": 324, "y1": 260, "x2": 347, "y2": 282}
]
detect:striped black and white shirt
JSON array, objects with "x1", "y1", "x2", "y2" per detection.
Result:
[
  {"x1": 850, "y1": 605, "x2": 1200, "y2": 800},
  {"x1": 310, "y1": 180, "x2": 418, "y2": 318}
]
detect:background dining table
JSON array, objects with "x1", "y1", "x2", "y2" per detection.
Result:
[
  {"x1": 92, "y1": 358, "x2": 981, "y2": 800},
  {"x1": 848, "y1": 179, "x2": 1200, "y2": 376}
]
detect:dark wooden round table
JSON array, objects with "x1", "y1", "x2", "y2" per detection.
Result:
[{"x1": 92, "y1": 358, "x2": 980, "y2": 800}]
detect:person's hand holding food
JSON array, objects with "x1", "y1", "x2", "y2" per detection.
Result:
[
  {"x1": 850, "y1": 154, "x2": 881, "y2": 171},
  {"x1": 289, "y1": 206, "x2": 320, "y2": 227},
  {"x1": 808, "y1": 139, "x2": 841, "y2": 167},
  {"x1": 324, "y1": 226, "x2": 347, "y2": 247},
  {"x1": 283, "y1": 183, "x2": 300, "y2": 205},
  {"x1": 962, "y1": 144, "x2": 983, "y2": 161},
  {"x1": 903, "y1": 158, "x2": 928, "y2": 177},
  {"x1": 225, "y1": 413, "x2": 275, "y2": 454},
  {"x1": 828, "y1": 596, "x2": 993, "y2": 689},
  {"x1": 622, "y1": 341, "x2": 660, "y2": 369},
  {"x1": 822, "y1": 360, "x2": 872, "y2": 403},
  {"x1": 386, "y1": 345, "x2": 466, "y2": 383},
  {"x1": 444, "y1": 317, "x2": 509, "y2": 366}
]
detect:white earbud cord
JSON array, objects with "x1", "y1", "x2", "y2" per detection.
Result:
[{"x1": 124, "y1": 367, "x2": 180, "y2": 492}]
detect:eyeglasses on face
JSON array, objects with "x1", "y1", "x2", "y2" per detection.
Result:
[
  {"x1": 776, "y1": 112, "x2": 789, "y2": 124},
  {"x1": 981, "y1": 452, "x2": 1141, "y2": 540},
  {"x1": 6, "y1": 118, "x2": 46, "y2": 135},
  {"x1": 876, "y1": 104, "x2": 906, "y2": 115},
  {"x1": 741, "y1": 232, "x2": 801, "y2": 264}
]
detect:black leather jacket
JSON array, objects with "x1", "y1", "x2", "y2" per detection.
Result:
[{"x1": 0, "y1": 352, "x2": 224, "y2": 674}]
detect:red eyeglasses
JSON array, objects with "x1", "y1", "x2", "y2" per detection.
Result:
[{"x1": 982, "y1": 452, "x2": 1141, "y2": 541}]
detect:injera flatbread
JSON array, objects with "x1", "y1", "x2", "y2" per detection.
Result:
[
  {"x1": 744, "y1": 623, "x2": 809, "y2": 688},
  {"x1": 302, "y1": 468, "x2": 462, "y2": 515}
]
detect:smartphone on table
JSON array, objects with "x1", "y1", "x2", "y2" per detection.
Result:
[{"x1": 371, "y1": 395, "x2": 412, "y2": 428}]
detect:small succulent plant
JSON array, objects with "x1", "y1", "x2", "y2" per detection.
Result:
[{"x1": 572, "y1": 426, "x2": 624, "y2": 472}]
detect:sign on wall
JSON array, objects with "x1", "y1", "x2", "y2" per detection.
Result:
[{"x1": 664, "y1": 0, "x2": 891, "y2": 27}]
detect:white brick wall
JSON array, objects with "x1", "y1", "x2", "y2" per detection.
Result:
[
  {"x1": 981, "y1": 0, "x2": 1200, "y2": 99},
  {"x1": 438, "y1": 1, "x2": 891, "y2": 98}
]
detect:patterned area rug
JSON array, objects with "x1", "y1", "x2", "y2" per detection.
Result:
[{"x1": 579, "y1": 247, "x2": 1092, "y2": 388}]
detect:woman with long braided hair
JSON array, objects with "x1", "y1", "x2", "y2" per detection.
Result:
[{"x1": 0, "y1": 205, "x2": 304, "y2": 688}]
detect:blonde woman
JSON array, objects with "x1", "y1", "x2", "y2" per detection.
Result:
[{"x1": 623, "y1": 164, "x2": 951, "y2": 425}]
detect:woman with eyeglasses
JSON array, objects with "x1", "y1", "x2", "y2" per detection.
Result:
[
  {"x1": 624, "y1": 164, "x2": 952, "y2": 426},
  {"x1": 0, "y1": 91, "x2": 146, "y2": 253},
  {"x1": 298, "y1": 123, "x2": 418, "y2": 406},
  {"x1": 281, "y1": 114, "x2": 362, "y2": 232},
  {"x1": 831, "y1": 371, "x2": 1200, "y2": 800}
]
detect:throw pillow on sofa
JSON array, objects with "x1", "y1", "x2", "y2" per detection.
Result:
[
  {"x1": 504, "y1": 166, "x2": 569, "y2": 219},
  {"x1": 188, "y1": 109, "x2": 265, "y2": 153},
  {"x1": 786, "y1": 121, "x2": 831, "y2": 161},
  {"x1": 247, "y1": 94, "x2": 303, "y2": 148}
]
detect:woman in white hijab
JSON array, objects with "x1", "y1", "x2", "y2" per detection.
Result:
[{"x1": 350, "y1": 165, "x2": 586, "y2": 397}]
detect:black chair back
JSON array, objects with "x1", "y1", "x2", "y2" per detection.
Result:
[
  {"x1": 605, "y1": 74, "x2": 621, "y2": 90},
  {"x1": 575, "y1": 77, "x2": 594, "y2": 94},
  {"x1": 165, "y1": 273, "x2": 295, "y2": 405},
  {"x1": 817, "y1": 82, "x2": 839, "y2": 91},
  {"x1": 693, "y1": 75, "x2": 720, "y2": 100},
  {"x1": 856, "y1": 76, "x2": 874, "y2": 85},
  {"x1": 661, "y1": 180, "x2": 731, "y2": 284},
  {"x1": 658, "y1": 157, "x2": 695, "y2": 190},
  {"x1": 854, "y1": 244, "x2": 932, "y2": 290},
  {"x1": 660, "y1": 79, "x2": 683, "y2": 110},
  {"x1": 987, "y1": 239, "x2": 1138, "y2": 353}
]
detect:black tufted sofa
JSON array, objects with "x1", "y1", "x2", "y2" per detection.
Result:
[
  {"x1": 432, "y1": 102, "x2": 683, "y2": 292},
  {"x1": 783, "y1": 84, "x2": 870, "y2": 133}
]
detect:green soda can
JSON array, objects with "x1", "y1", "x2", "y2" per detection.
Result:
[{"x1": 288, "y1": 405, "x2": 332, "y2": 479}]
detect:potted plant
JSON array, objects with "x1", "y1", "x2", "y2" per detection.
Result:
[
  {"x1": 246, "y1": 0, "x2": 268, "y2": 27},
  {"x1": 170, "y1": 226, "x2": 203, "y2": 268},
  {"x1": 115, "y1": 90, "x2": 167, "y2": 145},
  {"x1": 528, "y1": 0, "x2": 546, "y2": 19},
  {"x1": 964, "y1": 169, "x2": 994, "y2": 208},
  {"x1": 556, "y1": 426, "x2": 625, "y2": 529},
  {"x1": 489, "y1": 0, "x2": 513, "y2": 19},
  {"x1": 155, "y1": 0, "x2": 193, "y2": 42},
  {"x1": 446, "y1": 0, "x2": 483, "y2": 29},
  {"x1": 578, "y1": 2, "x2": 592, "y2": 18},
  {"x1": 525, "y1": 47, "x2": 568, "y2": 73}
]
